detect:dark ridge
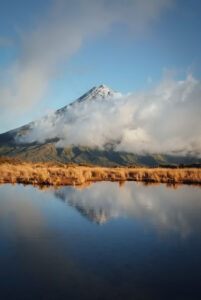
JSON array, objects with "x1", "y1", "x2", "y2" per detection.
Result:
[{"x1": 0, "y1": 132, "x2": 15, "y2": 145}]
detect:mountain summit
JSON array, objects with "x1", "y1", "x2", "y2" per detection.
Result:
[
  {"x1": 76, "y1": 84, "x2": 119, "y2": 103},
  {"x1": 62, "y1": 84, "x2": 120, "y2": 108}
]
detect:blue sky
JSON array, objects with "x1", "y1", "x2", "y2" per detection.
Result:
[{"x1": 0, "y1": 0, "x2": 201, "y2": 132}]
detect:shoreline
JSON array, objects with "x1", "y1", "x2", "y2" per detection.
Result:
[{"x1": 0, "y1": 162, "x2": 201, "y2": 186}]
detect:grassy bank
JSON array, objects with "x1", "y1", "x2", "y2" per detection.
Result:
[{"x1": 0, "y1": 161, "x2": 201, "y2": 186}]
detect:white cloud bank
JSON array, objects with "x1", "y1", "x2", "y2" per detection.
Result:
[
  {"x1": 0, "y1": 0, "x2": 172, "y2": 130},
  {"x1": 18, "y1": 74, "x2": 201, "y2": 157}
]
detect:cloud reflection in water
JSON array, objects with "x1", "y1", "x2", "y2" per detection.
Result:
[{"x1": 54, "y1": 182, "x2": 201, "y2": 237}]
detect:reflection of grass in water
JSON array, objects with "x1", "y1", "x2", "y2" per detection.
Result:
[{"x1": 0, "y1": 160, "x2": 201, "y2": 187}]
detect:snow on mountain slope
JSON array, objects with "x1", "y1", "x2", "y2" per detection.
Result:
[
  {"x1": 57, "y1": 84, "x2": 121, "y2": 114},
  {"x1": 76, "y1": 84, "x2": 121, "y2": 102}
]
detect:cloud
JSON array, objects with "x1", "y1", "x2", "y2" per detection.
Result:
[
  {"x1": 0, "y1": 0, "x2": 172, "y2": 130},
  {"x1": 18, "y1": 74, "x2": 201, "y2": 157}
]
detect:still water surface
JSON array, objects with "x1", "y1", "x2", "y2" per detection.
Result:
[{"x1": 0, "y1": 182, "x2": 201, "y2": 300}]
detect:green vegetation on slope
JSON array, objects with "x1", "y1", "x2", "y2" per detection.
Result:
[{"x1": 0, "y1": 143, "x2": 201, "y2": 167}]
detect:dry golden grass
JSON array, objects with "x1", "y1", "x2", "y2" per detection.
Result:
[{"x1": 0, "y1": 161, "x2": 201, "y2": 186}]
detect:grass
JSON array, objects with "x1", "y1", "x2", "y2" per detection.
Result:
[{"x1": 0, "y1": 158, "x2": 200, "y2": 186}]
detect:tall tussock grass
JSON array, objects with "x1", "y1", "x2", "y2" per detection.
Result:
[{"x1": 0, "y1": 161, "x2": 200, "y2": 186}]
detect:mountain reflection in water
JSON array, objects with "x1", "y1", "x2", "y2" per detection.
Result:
[{"x1": 53, "y1": 182, "x2": 201, "y2": 237}]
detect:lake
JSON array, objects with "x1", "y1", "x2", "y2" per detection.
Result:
[{"x1": 0, "y1": 182, "x2": 201, "y2": 300}]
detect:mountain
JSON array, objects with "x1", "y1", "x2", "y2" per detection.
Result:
[
  {"x1": 0, "y1": 84, "x2": 119, "y2": 145},
  {"x1": 0, "y1": 84, "x2": 200, "y2": 166},
  {"x1": 54, "y1": 185, "x2": 122, "y2": 225}
]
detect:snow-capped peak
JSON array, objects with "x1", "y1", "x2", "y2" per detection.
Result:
[
  {"x1": 56, "y1": 84, "x2": 121, "y2": 115},
  {"x1": 75, "y1": 84, "x2": 120, "y2": 104}
]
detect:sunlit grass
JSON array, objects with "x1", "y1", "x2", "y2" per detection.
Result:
[{"x1": 0, "y1": 157, "x2": 200, "y2": 186}]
